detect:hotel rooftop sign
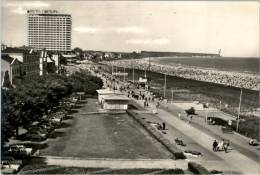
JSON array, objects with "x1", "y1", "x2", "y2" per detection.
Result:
[{"x1": 27, "y1": 10, "x2": 59, "y2": 14}]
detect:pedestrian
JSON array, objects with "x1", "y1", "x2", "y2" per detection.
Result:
[
  {"x1": 223, "y1": 142, "x2": 229, "y2": 153},
  {"x1": 157, "y1": 123, "x2": 162, "y2": 130},
  {"x1": 144, "y1": 101, "x2": 147, "y2": 108},
  {"x1": 156, "y1": 101, "x2": 160, "y2": 109},
  {"x1": 217, "y1": 139, "x2": 224, "y2": 151},
  {"x1": 213, "y1": 140, "x2": 218, "y2": 151},
  {"x1": 162, "y1": 122, "x2": 166, "y2": 130},
  {"x1": 186, "y1": 114, "x2": 189, "y2": 123},
  {"x1": 178, "y1": 112, "x2": 182, "y2": 119}
]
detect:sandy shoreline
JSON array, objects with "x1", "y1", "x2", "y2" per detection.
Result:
[{"x1": 102, "y1": 59, "x2": 260, "y2": 91}]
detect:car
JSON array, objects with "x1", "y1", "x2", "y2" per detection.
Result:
[
  {"x1": 40, "y1": 123, "x2": 55, "y2": 132},
  {"x1": 71, "y1": 97, "x2": 78, "y2": 103},
  {"x1": 25, "y1": 131, "x2": 47, "y2": 141},
  {"x1": 50, "y1": 117, "x2": 62, "y2": 123},
  {"x1": 7, "y1": 145, "x2": 33, "y2": 156},
  {"x1": 1, "y1": 156, "x2": 23, "y2": 172},
  {"x1": 30, "y1": 126, "x2": 48, "y2": 133}
]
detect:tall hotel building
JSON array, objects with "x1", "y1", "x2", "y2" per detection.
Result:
[{"x1": 27, "y1": 10, "x2": 71, "y2": 52}]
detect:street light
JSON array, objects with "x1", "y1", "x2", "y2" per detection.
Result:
[
  {"x1": 163, "y1": 73, "x2": 166, "y2": 98},
  {"x1": 204, "y1": 102, "x2": 209, "y2": 123},
  {"x1": 236, "y1": 89, "x2": 243, "y2": 132}
]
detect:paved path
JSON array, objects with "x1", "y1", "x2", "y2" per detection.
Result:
[
  {"x1": 44, "y1": 156, "x2": 188, "y2": 169},
  {"x1": 133, "y1": 98, "x2": 260, "y2": 174},
  {"x1": 86, "y1": 67, "x2": 260, "y2": 173},
  {"x1": 162, "y1": 102, "x2": 260, "y2": 162}
]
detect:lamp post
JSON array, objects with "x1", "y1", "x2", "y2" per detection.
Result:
[
  {"x1": 236, "y1": 89, "x2": 243, "y2": 132},
  {"x1": 132, "y1": 65, "x2": 135, "y2": 83},
  {"x1": 124, "y1": 66, "x2": 126, "y2": 82},
  {"x1": 205, "y1": 108, "x2": 208, "y2": 123},
  {"x1": 163, "y1": 73, "x2": 167, "y2": 98},
  {"x1": 171, "y1": 89, "x2": 174, "y2": 103},
  {"x1": 112, "y1": 78, "x2": 116, "y2": 92}
]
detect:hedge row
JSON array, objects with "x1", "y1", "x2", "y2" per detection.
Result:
[
  {"x1": 188, "y1": 162, "x2": 209, "y2": 174},
  {"x1": 127, "y1": 110, "x2": 186, "y2": 160}
]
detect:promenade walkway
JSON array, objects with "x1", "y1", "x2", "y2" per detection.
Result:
[
  {"x1": 161, "y1": 102, "x2": 260, "y2": 162},
  {"x1": 44, "y1": 156, "x2": 188, "y2": 169},
  {"x1": 91, "y1": 67, "x2": 260, "y2": 173},
  {"x1": 132, "y1": 97, "x2": 260, "y2": 174}
]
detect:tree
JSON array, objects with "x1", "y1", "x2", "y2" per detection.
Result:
[
  {"x1": 1, "y1": 71, "x2": 102, "y2": 142},
  {"x1": 2, "y1": 71, "x2": 12, "y2": 88},
  {"x1": 185, "y1": 107, "x2": 196, "y2": 116},
  {"x1": 68, "y1": 70, "x2": 103, "y2": 95},
  {"x1": 73, "y1": 47, "x2": 84, "y2": 60}
]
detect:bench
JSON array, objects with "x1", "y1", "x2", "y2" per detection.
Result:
[{"x1": 221, "y1": 126, "x2": 233, "y2": 133}]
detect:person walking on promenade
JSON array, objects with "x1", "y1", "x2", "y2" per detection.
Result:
[
  {"x1": 156, "y1": 101, "x2": 160, "y2": 109},
  {"x1": 178, "y1": 112, "x2": 182, "y2": 119},
  {"x1": 213, "y1": 140, "x2": 218, "y2": 151},
  {"x1": 223, "y1": 142, "x2": 229, "y2": 153},
  {"x1": 162, "y1": 122, "x2": 166, "y2": 130},
  {"x1": 217, "y1": 139, "x2": 224, "y2": 151}
]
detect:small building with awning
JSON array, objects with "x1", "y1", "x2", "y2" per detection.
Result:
[
  {"x1": 102, "y1": 95, "x2": 129, "y2": 111},
  {"x1": 96, "y1": 88, "x2": 123, "y2": 104}
]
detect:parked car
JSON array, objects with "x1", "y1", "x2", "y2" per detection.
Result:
[
  {"x1": 1, "y1": 156, "x2": 22, "y2": 174},
  {"x1": 40, "y1": 123, "x2": 55, "y2": 132},
  {"x1": 7, "y1": 145, "x2": 33, "y2": 156},
  {"x1": 25, "y1": 131, "x2": 47, "y2": 141},
  {"x1": 50, "y1": 117, "x2": 62, "y2": 123}
]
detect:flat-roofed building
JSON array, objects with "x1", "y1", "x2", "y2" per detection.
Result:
[
  {"x1": 96, "y1": 88, "x2": 123, "y2": 104},
  {"x1": 27, "y1": 10, "x2": 71, "y2": 52},
  {"x1": 102, "y1": 95, "x2": 129, "y2": 111}
]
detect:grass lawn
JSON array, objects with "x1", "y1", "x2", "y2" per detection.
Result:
[
  {"x1": 39, "y1": 98, "x2": 172, "y2": 159},
  {"x1": 20, "y1": 163, "x2": 185, "y2": 174}
]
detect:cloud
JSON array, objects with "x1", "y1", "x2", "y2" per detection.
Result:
[
  {"x1": 73, "y1": 27, "x2": 102, "y2": 34},
  {"x1": 126, "y1": 38, "x2": 169, "y2": 45},
  {"x1": 116, "y1": 27, "x2": 146, "y2": 34},
  {"x1": 11, "y1": 7, "x2": 27, "y2": 15},
  {"x1": 6, "y1": 1, "x2": 50, "y2": 8},
  {"x1": 73, "y1": 26, "x2": 147, "y2": 34},
  {"x1": 5, "y1": 1, "x2": 50, "y2": 15}
]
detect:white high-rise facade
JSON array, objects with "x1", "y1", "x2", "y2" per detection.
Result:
[{"x1": 28, "y1": 10, "x2": 71, "y2": 52}]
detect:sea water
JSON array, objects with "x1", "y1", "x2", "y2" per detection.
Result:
[{"x1": 150, "y1": 57, "x2": 260, "y2": 74}]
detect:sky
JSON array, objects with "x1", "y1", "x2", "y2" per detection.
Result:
[{"x1": 1, "y1": 0, "x2": 260, "y2": 57}]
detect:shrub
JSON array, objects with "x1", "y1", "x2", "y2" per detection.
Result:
[
  {"x1": 210, "y1": 170, "x2": 223, "y2": 174},
  {"x1": 159, "y1": 168, "x2": 185, "y2": 174},
  {"x1": 231, "y1": 118, "x2": 260, "y2": 141},
  {"x1": 188, "y1": 162, "x2": 209, "y2": 174},
  {"x1": 127, "y1": 110, "x2": 186, "y2": 160},
  {"x1": 184, "y1": 150, "x2": 202, "y2": 156}
]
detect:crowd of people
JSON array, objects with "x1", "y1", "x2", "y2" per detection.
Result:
[
  {"x1": 212, "y1": 139, "x2": 230, "y2": 153},
  {"x1": 103, "y1": 59, "x2": 260, "y2": 91}
]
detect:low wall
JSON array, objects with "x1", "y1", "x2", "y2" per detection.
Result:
[{"x1": 127, "y1": 110, "x2": 186, "y2": 160}]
